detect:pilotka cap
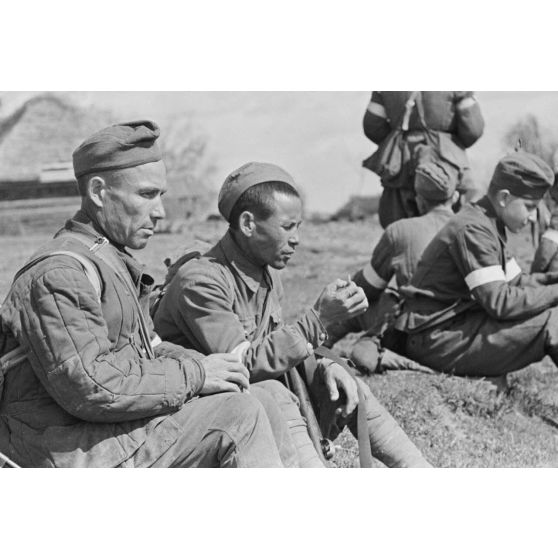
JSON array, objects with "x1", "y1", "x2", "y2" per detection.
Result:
[
  {"x1": 218, "y1": 161, "x2": 297, "y2": 221},
  {"x1": 72, "y1": 120, "x2": 162, "y2": 179},
  {"x1": 415, "y1": 160, "x2": 458, "y2": 202},
  {"x1": 490, "y1": 152, "x2": 554, "y2": 200}
]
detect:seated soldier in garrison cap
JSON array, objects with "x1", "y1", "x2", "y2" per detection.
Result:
[
  {"x1": 0, "y1": 121, "x2": 298, "y2": 468},
  {"x1": 154, "y1": 161, "x2": 431, "y2": 467},
  {"x1": 397, "y1": 151, "x2": 558, "y2": 380},
  {"x1": 325, "y1": 156, "x2": 460, "y2": 370}
]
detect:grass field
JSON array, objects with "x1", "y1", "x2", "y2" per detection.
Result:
[{"x1": 2, "y1": 212, "x2": 558, "y2": 467}]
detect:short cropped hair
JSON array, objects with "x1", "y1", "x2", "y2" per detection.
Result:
[
  {"x1": 228, "y1": 181, "x2": 301, "y2": 229},
  {"x1": 76, "y1": 168, "x2": 126, "y2": 197}
]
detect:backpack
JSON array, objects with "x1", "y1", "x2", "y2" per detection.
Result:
[
  {"x1": 149, "y1": 240, "x2": 213, "y2": 319},
  {"x1": 362, "y1": 91, "x2": 419, "y2": 189},
  {"x1": 363, "y1": 91, "x2": 471, "y2": 192}
]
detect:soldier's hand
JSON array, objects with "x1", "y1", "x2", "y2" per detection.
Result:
[
  {"x1": 313, "y1": 278, "x2": 369, "y2": 327},
  {"x1": 199, "y1": 353, "x2": 250, "y2": 395},
  {"x1": 319, "y1": 360, "x2": 358, "y2": 418}
]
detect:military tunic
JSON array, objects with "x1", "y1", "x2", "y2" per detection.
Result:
[
  {"x1": 399, "y1": 197, "x2": 558, "y2": 376},
  {"x1": 154, "y1": 231, "x2": 327, "y2": 382},
  {"x1": 363, "y1": 91, "x2": 484, "y2": 227}
]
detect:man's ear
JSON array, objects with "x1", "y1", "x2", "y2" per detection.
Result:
[
  {"x1": 87, "y1": 176, "x2": 107, "y2": 208},
  {"x1": 495, "y1": 189, "x2": 511, "y2": 208},
  {"x1": 239, "y1": 210, "x2": 256, "y2": 237},
  {"x1": 451, "y1": 190, "x2": 460, "y2": 205}
]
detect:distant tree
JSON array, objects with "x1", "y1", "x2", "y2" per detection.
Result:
[
  {"x1": 503, "y1": 114, "x2": 558, "y2": 168},
  {"x1": 161, "y1": 118, "x2": 217, "y2": 198}
]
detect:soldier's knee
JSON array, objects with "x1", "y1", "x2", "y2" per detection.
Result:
[
  {"x1": 220, "y1": 393, "x2": 267, "y2": 430},
  {"x1": 253, "y1": 379, "x2": 299, "y2": 407}
]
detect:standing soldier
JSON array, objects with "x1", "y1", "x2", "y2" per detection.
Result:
[
  {"x1": 363, "y1": 91, "x2": 484, "y2": 228},
  {"x1": 397, "y1": 152, "x2": 558, "y2": 381}
]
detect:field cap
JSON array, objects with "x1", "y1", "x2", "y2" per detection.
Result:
[
  {"x1": 415, "y1": 160, "x2": 458, "y2": 201},
  {"x1": 489, "y1": 152, "x2": 554, "y2": 200},
  {"x1": 73, "y1": 120, "x2": 162, "y2": 179},
  {"x1": 218, "y1": 161, "x2": 297, "y2": 220}
]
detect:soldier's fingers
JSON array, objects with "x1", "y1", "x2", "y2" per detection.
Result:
[
  {"x1": 223, "y1": 361, "x2": 250, "y2": 378},
  {"x1": 344, "y1": 292, "x2": 368, "y2": 311},
  {"x1": 323, "y1": 369, "x2": 340, "y2": 402},
  {"x1": 337, "y1": 283, "x2": 360, "y2": 300},
  {"x1": 217, "y1": 381, "x2": 241, "y2": 393},
  {"x1": 211, "y1": 353, "x2": 243, "y2": 362},
  {"x1": 342, "y1": 385, "x2": 359, "y2": 416},
  {"x1": 226, "y1": 371, "x2": 250, "y2": 391},
  {"x1": 331, "y1": 278, "x2": 349, "y2": 291}
]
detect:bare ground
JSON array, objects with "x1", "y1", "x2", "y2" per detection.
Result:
[{"x1": 2, "y1": 213, "x2": 558, "y2": 467}]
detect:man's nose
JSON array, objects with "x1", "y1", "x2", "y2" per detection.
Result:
[{"x1": 152, "y1": 197, "x2": 166, "y2": 220}]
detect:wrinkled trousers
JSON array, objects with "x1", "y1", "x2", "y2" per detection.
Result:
[
  {"x1": 405, "y1": 306, "x2": 558, "y2": 376},
  {"x1": 254, "y1": 379, "x2": 324, "y2": 468},
  {"x1": 121, "y1": 390, "x2": 289, "y2": 468}
]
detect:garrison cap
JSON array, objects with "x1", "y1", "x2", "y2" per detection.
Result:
[
  {"x1": 218, "y1": 161, "x2": 297, "y2": 220},
  {"x1": 489, "y1": 152, "x2": 554, "y2": 200},
  {"x1": 73, "y1": 120, "x2": 162, "y2": 179},
  {"x1": 415, "y1": 160, "x2": 458, "y2": 202}
]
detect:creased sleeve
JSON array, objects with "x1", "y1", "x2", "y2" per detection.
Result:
[{"x1": 171, "y1": 265, "x2": 327, "y2": 382}]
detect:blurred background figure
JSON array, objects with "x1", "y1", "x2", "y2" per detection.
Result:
[{"x1": 362, "y1": 91, "x2": 484, "y2": 228}]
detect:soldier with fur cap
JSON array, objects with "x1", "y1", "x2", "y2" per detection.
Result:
[
  {"x1": 154, "y1": 161, "x2": 431, "y2": 467},
  {"x1": 0, "y1": 121, "x2": 296, "y2": 468},
  {"x1": 398, "y1": 151, "x2": 558, "y2": 379}
]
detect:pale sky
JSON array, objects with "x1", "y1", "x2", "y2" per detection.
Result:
[{"x1": 2, "y1": 91, "x2": 558, "y2": 213}]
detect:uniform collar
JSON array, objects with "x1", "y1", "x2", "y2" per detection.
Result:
[
  {"x1": 219, "y1": 230, "x2": 266, "y2": 294},
  {"x1": 60, "y1": 210, "x2": 146, "y2": 284},
  {"x1": 429, "y1": 205, "x2": 454, "y2": 216}
]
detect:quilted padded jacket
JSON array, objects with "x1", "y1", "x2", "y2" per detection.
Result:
[{"x1": 0, "y1": 211, "x2": 205, "y2": 467}]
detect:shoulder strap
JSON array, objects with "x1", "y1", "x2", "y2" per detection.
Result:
[
  {"x1": 50, "y1": 251, "x2": 102, "y2": 300},
  {"x1": 398, "y1": 91, "x2": 419, "y2": 132},
  {"x1": 68, "y1": 234, "x2": 155, "y2": 359},
  {"x1": 413, "y1": 91, "x2": 429, "y2": 131}
]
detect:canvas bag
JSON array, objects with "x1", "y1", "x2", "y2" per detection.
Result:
[
  {"x1": 362, "y1": 91, "x2": 420, "y2": 189},
  {"x1": 411, "y1": 92, "x2": 472, "y2": 193}
]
